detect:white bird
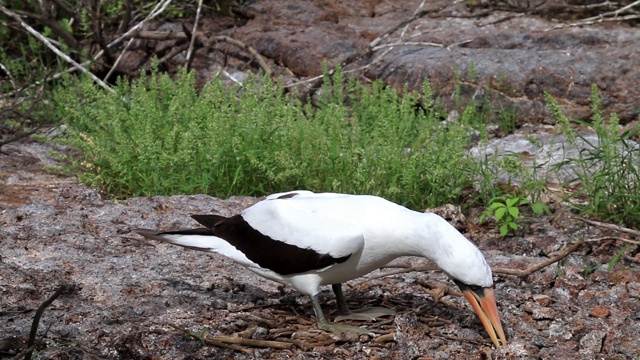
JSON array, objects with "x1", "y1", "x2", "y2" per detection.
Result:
[{"x1": 136, "y1": 190, "x2": 507, "y2": 347}]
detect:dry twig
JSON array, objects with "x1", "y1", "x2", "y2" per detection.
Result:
[
  {"x1": 570, "y1": 214, "x2": 640, "y2": 238},
  {"x1": 20, "y1": 284, "x2": 69, "y2": 360},
  {"x1": 186, "y1": 0, "x2": 204, "y2": 71},
  {"x1": 0, "y1": 5, "x2": 113, "y2": 93},
  {"x1": 584, "y1": 236, "x2": 640, "y2": 246},
  {"x1": 546, "y1": 0, "x2": 640, "y2": 30},
  {"x1": 211, "y1": 335, "x2": 292, "y2": 349},
  {"x1": 492, "y1": 241, "x2": 585, "y2": 277},
  {"x1": 200, "y1": 36, "x2": 273, "y2": 77}
]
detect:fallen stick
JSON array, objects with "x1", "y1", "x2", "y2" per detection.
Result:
[
  {"x1": 492, "y1": 241, "x2": 585, "y2": 277},
  {"x1": 584, "y1": 236, "x2": 640, "y2": 246},
  {"x1": 23, "y1": 284, "x2": 68, "y2": 360},
  {"x1": 171, "y1": 324, "x2": 292, "y2": 352},
  {"x1": 211, "y1": 335, "x2": 292, "y2": 349},
  {"x1": 0, "y1": 5, "x2": 113, "y2": 93},
  {"x1": 571, "y1": 214, "x2": 640, "y2": 238}
]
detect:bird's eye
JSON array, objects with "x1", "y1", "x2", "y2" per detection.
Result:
[{"x1": 468, "y1": 285, "x2": 482, "y2": 292}]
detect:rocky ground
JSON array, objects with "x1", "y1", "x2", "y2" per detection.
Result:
[
  {"x1": 1, "y1": 136, "x2": 639, "y2": 359},
  {"x1": 2, "y1": 0, "x2": 640, "y2": 359}
]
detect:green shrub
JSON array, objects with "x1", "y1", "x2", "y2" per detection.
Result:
[
  {"x1": 54, "y1": 66, "x2": 478, "y2": 209},
  {"x1": 547, "y1": 85, "x2": 640, "y2": 229}
]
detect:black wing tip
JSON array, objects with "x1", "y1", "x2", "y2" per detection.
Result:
[{"x1": 191, "y1": 214, "x2": 227, "y2": 228}]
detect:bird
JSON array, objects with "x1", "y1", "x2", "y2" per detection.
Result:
[{"x1": 135, "y1": 190, "x2": 507, "y2": 347}]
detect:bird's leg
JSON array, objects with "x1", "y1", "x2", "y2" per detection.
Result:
[
  {"x1": 332, "y1": 283, "x2": 351, "y2": 315},
  {"x1": 332, "y1": 283, "x2": 395, "y2": 322},
  {"x1": 310, "y1": 293, "x2": 371, "y2": 335}
]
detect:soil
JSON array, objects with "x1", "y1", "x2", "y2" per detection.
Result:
[
  {"x1": 2, "y1": 0, "x2": 640, "y2": 358},
  {"x1": 1, "y1": 138, "x2": 639, "y2": 359}
]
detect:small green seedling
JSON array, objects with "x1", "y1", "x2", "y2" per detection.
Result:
[{"x1": 480, "y1": 194, "x2": 550, "y2": 237}]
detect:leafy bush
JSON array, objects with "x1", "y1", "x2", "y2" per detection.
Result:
[{"x1": 54, "y1": 66, "x2": 478, "y2": 209}]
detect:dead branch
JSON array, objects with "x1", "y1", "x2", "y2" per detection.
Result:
[
  {"x1": 125, "y1": 30, "x2": 272, "y2": 78},
  {"x1": 571, "y1": 214, "x2": 640, "y2": 238},
  {"x1": 158, "y1": 42, "x2": 190, "y2": 66},
  {"x1": 21, "y1": 284, "x2": 69, "y2": 360},
  {"x1": 169, "y1": 325, "x2": 250, "y2": 353},
  {"x1": 10, "y1": 344, "x2": 36, "y2": 360},
  {"x1": 104, "y1": 38, "x2": 135, "y2": 81},
  {"x1": 104, "y1": 0, "x2": 173, "y2": 52},
  {"x1": 200, "y1": 35, "x2": 273, "y2": 76},
  {"x1": 546, "y1": 0, "x2": 640, "y2": 30},
  {"x1": 493, "y1": 241, "x2": 585, "y2": 277},
  {"x1": 0, "y1": 5, "x2": 113, "y2": 93},
  {"x1": 0, "y1": 123, "x2": 44, "y2": 150},
  {"x1": 186, "y1": 0, "x2": 204, "y2": 72},
  {"x1": 584, "y1": 236, "x2": 640, "y2": 246},
  {"x1": 11, "y1": 8, "x2": 79, "y2": 49},
  {"x1": 211, "y1": 335, "x2": 292, "y2": 349},
  {"x1": 128, "y1": 30, "x2": 188, "y2": 41}
]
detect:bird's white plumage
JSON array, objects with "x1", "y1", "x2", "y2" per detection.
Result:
[
  {"x1": 148, "y1": 191, "x2": 494, "y2": 295},
  {"x1": 241, "y1": 194, "x2": 364, "y2": 258},
  {"x1": 252, "y1": 191, "x2": 492, "y2": 289},
  {"x1": 138, "y1": 190, "x2": 506, "y2": 346}
]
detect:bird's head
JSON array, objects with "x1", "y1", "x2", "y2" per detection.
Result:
[
  {"x1": 454, "y1": 280, "x2": 507, "y2": 347},
  {"x1": 421, "y1": 214, "x2": 507, "y2": 347}
]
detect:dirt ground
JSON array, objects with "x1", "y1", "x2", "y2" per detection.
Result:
[{"x1": 1, "y1": 138, "x2": 639, "y2": 360}]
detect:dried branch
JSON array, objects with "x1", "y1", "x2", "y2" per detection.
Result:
[
  {"x1": 128, "y1": 30, "x2": 188, "y2": 41},
  {"x1": 584, "y1": 236, "x2": 640, "y2": 246},
  {"x1": 11, "y1": 8, "x2": 79, "y2": 48},
  {"x1": 211, "y1": 335, "x2": 292, "y2": 349},
  {"x1": 546, "y1": 0, "x2": 640, "y2": 30},
  {"x1": 22, "y1": 284, "x2": 69, "y2": 360},
  {"x1": 0, "y1": 124, "x2": 44, "y2": 150},
  {"x1": 200, "y1": 35, "x2": 273, "y2": 76},
  {"x1": 186, "y1": 0, "x2": 204, "y2": 72},
  {"x1": 103, "y1": 0, "x2": 173, "y2": 51},
  {"x1": 571, "y1": 214, "x2": 640, "y2": 237},
  {"x1": 492, "y1": 241, "x2": 585, "y2": 277},
  {"x1": 104, "y1": 38, "x2": 135, "y2": 81},
  {"x1": 0, "y1": 5, "x2": 113, "y2": 93}
]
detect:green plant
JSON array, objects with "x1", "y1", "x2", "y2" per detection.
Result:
[
  {"x1": 53, "y1": 65, "x2": 482, "y2": 209},
  {"x1": 607, "y1": 246, "x2": 628, "y2": 271},
  {"x1": 546, "y1": 85, "x2": 640, "y2": 229},
  {"x1": 480, "y1": 194, "x2": 550, "y2": 236}
]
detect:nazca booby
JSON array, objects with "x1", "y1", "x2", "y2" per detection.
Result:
[{"x1": 136, "y1": 190, "x2": 507, "y2": 347}]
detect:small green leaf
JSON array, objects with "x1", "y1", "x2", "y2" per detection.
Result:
[
  {"x1": 531, "y1": 202, "x2": 550, "y2": 215},
  {"x1": 499, "y1": 224, "x2": 509, "y2": 236},
  {"x1": 479, "y1": 213, "x2": 487, "y2": 223},
  {"x1": 506, "y1": 197, "x2": 520, "y2": 208},
  {"x1": 489, "y1": 202, "x2": 505, "y2": 210},
  {"x1": 508, "y1": 221, "x2": 518, "y2": 230},
  {"x1": 607, "y1": 246, "x2": 628, "y2": 271},
  {"x1": 494, "y1": 207, "x2": 507, "y2": 220},
  {"x1": 508, "y1": 206, "x2": 520, "y2": 218}
]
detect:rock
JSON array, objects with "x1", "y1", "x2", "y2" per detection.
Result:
[
  {"x1": 589, "y1": 306, "x2": 610, "y2": 318},
  {"x1": 579, "y1": 329, "x2": 606, "y2": 354},
  {"x1": 112, "y1": 1, "x2": 639, "y2": 124}
]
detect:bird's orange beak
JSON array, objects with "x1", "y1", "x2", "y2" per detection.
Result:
[{"x1": 461, "y1": 286, "x2": 507, "y2": 347}]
